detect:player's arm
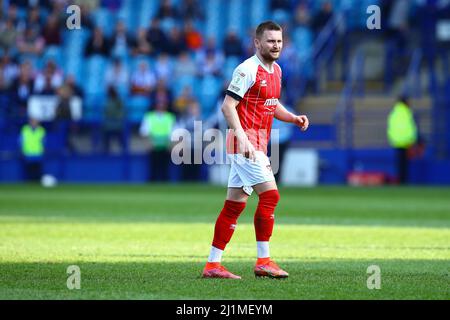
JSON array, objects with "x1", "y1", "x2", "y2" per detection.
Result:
[
  {"x1": 221, "y1": 95, "x2": 256, "y2": 160},
  {"x1": 274, "y1": 102, "x2": 309, "y2": 131}
]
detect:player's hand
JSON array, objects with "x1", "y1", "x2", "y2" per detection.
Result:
[
  {"x1": 243, "y1": 140, "x2": 256, "y2": 161},
  {"x1": 236, "y1": 130, "x2": 256, "y2": 161},
  {"x1": 294, "y1": 115, "x2": 309, "y2": 131}
]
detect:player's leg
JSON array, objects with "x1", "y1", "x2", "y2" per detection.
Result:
[
  {"x1": 252, "y1": 179, "x2": 288, "y2": 278},
  {"x1": 252, "y1": 180, "x2": 279, "y2": 261},
  {"x1": 203, "y1": 163, "x2": 249, "y2": 279},
  {"x1": 209, "y1": 187, "x2": 249, "y2": 260}
]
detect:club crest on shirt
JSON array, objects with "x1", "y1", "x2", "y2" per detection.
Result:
[{"x1": 233, "y1": 70, "x2": 245, "y2": 85}]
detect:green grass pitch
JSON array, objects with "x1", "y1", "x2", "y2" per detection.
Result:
[{"x1": 0, "y1": 184, "x2": 449, "y2": 300}]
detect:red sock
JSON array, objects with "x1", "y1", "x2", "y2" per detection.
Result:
[
  {"x1": 254, "y1": 189, "x2": 280, "y2": 241},
  {"x1": 212, "y1": 200, "x2": 246, "y2": 250}
]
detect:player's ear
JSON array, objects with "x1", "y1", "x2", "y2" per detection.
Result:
[{"x1": 254, "y1": 37, "x2": 259, "y2": 49}]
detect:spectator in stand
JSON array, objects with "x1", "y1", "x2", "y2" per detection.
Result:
[
  {"x1": 165, "y1": 26, "x2": 187, "y2": 56},
  {"x1": 184, "y1": 20, "x2": 203, "y2": 51},
  {"x1": 10, "y1": 60, "x2": 34, "y2": 118},
  {"x1": 16, "y1": 26, "x2": 45, "y2": 56},
  {"x1": 84, "y1": 27, "x2": 111, "y2": 57},
  {"x1": 0, "y1": 19, "x2": 19, "y2": 53},
  {"x1": 146, "y1": 18, "x2": 167, "y2": 56},
  {"x1": 80, "y1": 0, "x2": 100, "y2": 9},
  {"x1": 78, "y1": 3, "x2": 95, "y2": 30},
  {"x1": 102, "y1": 85, "x2": 125, "y2": 154},
  {"x1": 174, "y1": 51, "x2": 198, "y2": 78},
  {"x1": 54, "y1": 84, "x2": 76, "y2": 154},
  {"x1": 110, "y1": 20, "x2": 134, "y2": 58},
  {"x1": 242, "y1": 27, "x2": 256, "y2": 58},
  {"x1": 139, "y1": 99, "x2": 176, "y2": 182},
  {"x1": 180, "y1": 0, "x2": 204, "y2": 21},
  {"x1": 14, "y1": 0, "x2": 53, "y2": 11},
  {"x1": 33, "y1": 60, "x2": 63, "y2": 95},
  {"x1": 311, "y1": 1, "x2": 333, "y2": 33},
  {"x1": 154, "y1": 53, "x2": 173, "y2": 82},
  {"x1": 223, "y1": 30, "x2": 244, "y2": 58},
  {"x1": 101, "y1": 0, "x2": 123, "y2": 11},
  {"x1": 42, "y1": 14, "x2": 62, "y2": 46},
  {"x1": 174, "y1": 99, "x2": 203, "y2": 182},
  {"x1": 0, "y1": 54, "x2": 19, "y2": 87},
  {"x1": 294, "y1": 2, "x2": 311, "y2": 27},
  {"x1": 132, "y1": 27, "x2": 153, "y2": 56},
  {"x1": 0, "y1": 66, "x2": 9, "y2": 93},
  {"x1": 48, "y1": 1, "x2": 69, "y2": 26},
  {"x1": 157, "y1": 0, "x2": 179, "y2": 20},
  {"x1": 5, "y1": 3, "x2": 20, "y2": 28},
  {"x1": 25, "y1": 6, "x2": 43, "y2": 33},
  {"x1": 386, "y1": 0, "x2": 410, "y2": 69},
  {"x1": 197, "y1": 38, "x2": 224, "y2": 77},
  {"x1": 387, "y1": 96, "x2": 418, "y2": 184},
  {"x1": 150, "y1": 79, "x2": 174, "y2": 114},
  {"x1": 0, "y1": 68, "x2": 11, "y2": 119},
  {"x1": 105, "y1": 58, "x2": 129, "y2": 95},
  {"x1": 54, "y1": 84, "x2": 73, "y2": 122},
  {"x1": 173, "y1": 85, "x2": 195, "y2": 115},
  {"x1": 130, "y1": 61, "x2": 156, "y2": 96},
  {"x1": 277, "y1": 34, "x2": 297, "y2": 76},
  {"x1": 270, "y1": 0, "x2": 293, "y2": 11},
  {"x1": 64, "y1": 74, "x2": 84, "y2": 99},
  {"x1": 20, "y1": 117, "x2": 46, "y2": 182},
  {"x1": 200, "y1": 49, "x2": 223, "y2": 77}
]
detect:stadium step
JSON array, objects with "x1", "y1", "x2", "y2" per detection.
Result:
[{"x1": 295, "y1": 94, "x2": 433, "y2": 148}]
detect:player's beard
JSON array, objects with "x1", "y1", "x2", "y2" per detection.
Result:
[{"x1": 260, "y1": 49, "x2": 281, "y2": 62}]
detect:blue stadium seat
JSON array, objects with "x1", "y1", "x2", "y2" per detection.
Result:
[
  {"x1": 226, "y1": 0, "x2": 247, "y2": 35},
  {"x1": 64, "y1": 57, "x2": 85, "y2": 83},
  {"x1": 271, "y1": 9, "x2": 290, "y2": 25},
  {"x1": 199, "y1": 75, "x2": 221, "y2": 118},
  {"x1": 249, "y1": 0, "x2": 269, "y2": 28},
  {"x1": 39, "y1": 46, "x2": 63, "y2": 69},
  {"x1": 117, "y1": 0, "x2": 141, "y2": 32},
  {"x1": 93, "y1": 8, "x2": 117, "y2": 37},
  {"x1": 127, "y1": 96, "x2": 150, "y2": 123},
  {"x1": 205, "y1": 0, "x2": 226, "y2": 48},
  {"x1": 172, "y1": 75, "x2": 198, "y2": 97},
  {"x1": 224, "y1": 56, "x2": 240, "y2": 79},
  {"x1": 160, "y1": 18, "x2": 178, "y2": 34},
  {"x1": 84, "y1": 93, "x2": 107, "y2": 121},
  {"x1": 293, "y1": 26, "x2": 313, "y2": 61},
  {"x1": 128, "y1": 56, "x2": 155, "y2": 72},
  {"x1": 137, "y1": 0, "x2": 159, "y2": 29},
  {"x1": 84, "y1": 56, "x2": 108, "y2": 95}
]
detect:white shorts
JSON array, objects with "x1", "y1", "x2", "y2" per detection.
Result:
[{"x1": 227, "y1": 151, "x2": 275, "y2": 196}]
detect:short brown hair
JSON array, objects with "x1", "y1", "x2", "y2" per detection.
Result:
[{"x1": 255, "y1": 21, "x2": 282, "y2": 39}]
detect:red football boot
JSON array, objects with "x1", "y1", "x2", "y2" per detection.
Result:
[
  {"x1": 254, "y1": 258, "x2": 289, "y2": 279},
  {"x1": 202, "y1": 262, "x2": 242, "y2": 279}
]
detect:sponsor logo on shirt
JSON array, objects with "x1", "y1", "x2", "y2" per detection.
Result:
[
  {"x1": 260, "y1": 79, "x2": 267, "y2": 87},
  {"x1": 229, "y1": 84, "x2": 240, "y2": 92},
  {"x1": 263, "y1": 98, "x2": 278, "y2": 107}
]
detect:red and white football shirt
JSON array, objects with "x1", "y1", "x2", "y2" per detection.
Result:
[{"x1": 225, "y1": 54, "x2": 282, "y2": 154}]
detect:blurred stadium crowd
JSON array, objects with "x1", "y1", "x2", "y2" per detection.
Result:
[{"x1": 0, "y1": 0, "x2": 450, "y2": 183}]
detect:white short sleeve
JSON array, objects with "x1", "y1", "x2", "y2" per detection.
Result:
[{"x1": 226, "y1": 62, "x2": 255, "y2": 100}]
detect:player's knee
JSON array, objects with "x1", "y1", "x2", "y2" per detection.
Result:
[
  {"x1": 222, "y1": 199, "x2": 247, "y2": 219},
  {"x1": 258, "y1": 189, "x2": 280, "y2": 207}
]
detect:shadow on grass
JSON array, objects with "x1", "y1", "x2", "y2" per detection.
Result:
[
  {"x1": 1, "y1": 184, "x2": 450, "y2": 228},
  {"x1": 0, "y1": 259, "x2": 448, "y2": 300}
]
